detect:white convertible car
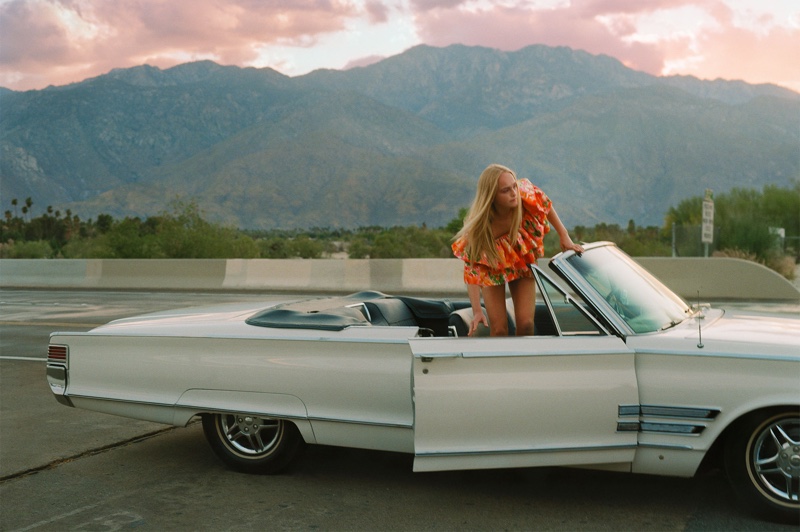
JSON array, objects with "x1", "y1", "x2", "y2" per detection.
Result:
[{"x1": 47, "y1": 242, "x2": 799, "y2": 523}]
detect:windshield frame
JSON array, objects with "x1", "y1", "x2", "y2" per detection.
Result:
[
  {"x1": 532, "y1": 266, "x2": 611, "y2": 336},
  {"x1": 549, "y1": 242, "x2": 691, "y2": 336}
]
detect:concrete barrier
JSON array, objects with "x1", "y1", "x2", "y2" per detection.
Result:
[
  {"x1": 0, "y1": 259, "x2": 92, "y2": 289},
  {"x1": 93, "y1": 259, "x2": 228, "y2": 290},
  {"x1": 1, "y1": 257, "x2": 798, "y2": 302},
  {"x1": 223, "y1": 259, "x2": 373, "y2": 293},
  {"x1": 634, "y1": 257, "x2": 797, "y2": 303}
]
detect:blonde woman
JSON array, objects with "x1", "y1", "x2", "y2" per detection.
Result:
[{"x1": 452, "y1": 164, "x2": 584, "y2": 336}]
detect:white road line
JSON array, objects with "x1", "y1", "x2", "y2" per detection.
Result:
[
  {"x1": 12, "y1": 503, "x2": 99, "y2": 532},
  {"x1": 0, "y1": 321, "x2": 102, "y2": 327}
]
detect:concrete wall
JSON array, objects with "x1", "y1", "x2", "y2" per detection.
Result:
[
  {"x1": 1, "y1": 257, "x2": 798, "y2": 302},
  {"x1": 634, "y1": 257, "x2": 798, "y2": 303}
]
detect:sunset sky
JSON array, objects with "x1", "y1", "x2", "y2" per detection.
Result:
[{"x1": 1, "y1": 0, "x2": 798, "y2": 93}]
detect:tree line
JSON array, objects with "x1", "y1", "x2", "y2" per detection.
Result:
[{"x1": 2, "y1": 184, "x2": 797, "y2": 279}]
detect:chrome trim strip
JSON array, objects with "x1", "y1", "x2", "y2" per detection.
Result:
[
  {"x1": 64, "y1": 394, "x2": 413, "y2": 429},
  {"x1": 416, "y1": 352, "x2": 461, "y2": 360},
  {"x1": 617, "y1": 404, "x2": 718, "y2": 435},
  {"x1": 67, "y1": 394, "x2": 311, "y2": 421},
  {"x1": 416, "y1": 443, "x2": 636, "y2": 458},
  {"x1": 306, "y1": 416, "x2": 412, "y2": 429},
  {"x1": 638, "y1": 442, "x2": 694, "y2": 451},
  {"x1": 635, "y1": 349, "x2": 800, "y2": 363},
  {"x1": 619, "y1": 404, "x2": 721, "y2": 420},
  {"x1": 641, "y1": 405, "x2": 720, "y2": 420},
  {"x1": 49, "y1": 331, "x2": 413, "y2": 345},
  {"x1": 640, "y1": 422, "x2": 706, "y2": 435},
  {"x1": 456, "y1": 348, "x2": 633, "y2": 359},
  {"x1": 178, "y1": 403, "x2": 308, "y2": 421}
]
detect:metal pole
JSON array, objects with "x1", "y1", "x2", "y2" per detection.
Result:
[{"x1": 672, "y1": 223, "x2": 676, "y2": 257}]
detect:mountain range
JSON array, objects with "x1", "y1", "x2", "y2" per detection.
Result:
[{"x1": 1, "y1": 44, "x2": 798, "y2": 229}]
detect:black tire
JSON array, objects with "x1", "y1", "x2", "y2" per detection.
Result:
[
  {"x1": 724, "y1": 410, "x2": 800, "y2": 524},
  {"x1": 202, "y1": 413, "x2": 304, "y2": 474}
]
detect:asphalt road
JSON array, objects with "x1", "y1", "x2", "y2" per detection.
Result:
[{"x1": 1, "y1": 289, "x2": 797, "y2": 531}]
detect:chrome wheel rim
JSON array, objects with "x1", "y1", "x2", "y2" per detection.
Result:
[
  {"x1": 219, "y1": 414, "x2": 282, "y2": 457},
  {"x1": 750, "y1": 416, "x2": 800, "y2": 507}
]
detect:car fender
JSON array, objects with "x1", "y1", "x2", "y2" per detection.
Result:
[{"x1": 175, "y1": 389, "x2": 316, "y2": 443}]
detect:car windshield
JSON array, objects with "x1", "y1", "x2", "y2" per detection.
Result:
[{"x1": 565, "y1": 246, "x2": 691, "y2": 334}]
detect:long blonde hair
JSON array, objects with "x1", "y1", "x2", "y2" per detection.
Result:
[{"x1": 454, "y1": 164, "x2": 523, "y2": 266}]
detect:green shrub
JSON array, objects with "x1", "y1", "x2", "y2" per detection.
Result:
[{"x1": 0, "y1": 240, "x2": 54, "y2": 258}]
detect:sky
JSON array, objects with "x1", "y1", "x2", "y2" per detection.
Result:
[{"x1": 1, "y1": 0, "x2": 799, "y2": 93}]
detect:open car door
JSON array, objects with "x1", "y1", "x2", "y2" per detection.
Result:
[{"x1": 410, "y1": 268, "x2": 639, "y2": 473}]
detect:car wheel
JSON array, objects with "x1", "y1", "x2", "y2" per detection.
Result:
[
  {"x1": 202, "y1": 413, "x2": 304, "y2": 474},
  {"x1": 724, "y1": 410, "x2": 800, "y2": 524}
]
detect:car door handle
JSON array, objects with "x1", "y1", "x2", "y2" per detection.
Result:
[{"x1": 418, "y1": 353, "x2": 461, "y2": 362}]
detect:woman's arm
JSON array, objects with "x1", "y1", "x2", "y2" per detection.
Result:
[
  {"x1": 547, "y1": 207, "x2": 584, "y2": 254},
  {"x1": 467, "y1": 284, "x2": 488, "y2": 336}
]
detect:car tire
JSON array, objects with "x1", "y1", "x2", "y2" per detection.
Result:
[
  {"x1": 723, "y1": 409, "x2": 800, "y2": 524},
  {"x1": 202, "y1": 413, "x2": 304, "y2": 474}
]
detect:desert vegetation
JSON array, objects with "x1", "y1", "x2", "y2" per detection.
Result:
[{"x1": 2, "y1": 183, "x2": 797, "y2": 279}]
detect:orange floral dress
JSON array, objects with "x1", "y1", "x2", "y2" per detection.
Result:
[{"x1": 452, "y1": 179, "x2": 552, "y2": 286}]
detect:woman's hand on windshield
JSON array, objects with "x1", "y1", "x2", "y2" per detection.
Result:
[{"x1": 559, "y1": 235, "x2": 584, "y2": 255}]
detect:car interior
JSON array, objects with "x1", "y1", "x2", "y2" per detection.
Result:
[{"x1": 246, "y1": 291, "x2": 564, "y2": 337}]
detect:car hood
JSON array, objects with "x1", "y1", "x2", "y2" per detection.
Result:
[
  {"x1": 630, "y1": 308, "x2": 800, "y2": 360},
  {"x1": 699, "y1": 309, "x2": 800, "y2": 346}
]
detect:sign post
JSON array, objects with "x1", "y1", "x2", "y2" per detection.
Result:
[{"x1": 701, "y1": 189, "x2": 714, "y2": 257}]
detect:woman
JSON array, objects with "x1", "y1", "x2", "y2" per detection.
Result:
[{"x1": 452, "y1": 164, "x2": 584, "y2": 336}]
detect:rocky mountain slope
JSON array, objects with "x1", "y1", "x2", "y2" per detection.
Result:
[{"x1": 2, "y1": 44, "x2": 797, "y2": 229}]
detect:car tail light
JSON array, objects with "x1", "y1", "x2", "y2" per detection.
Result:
[
  {"x1": 48, "y1": 344, "x2": 68, "y2": 366},
  {"x1": 47, "y1": 344, "x2": 70, "y2": 400}
]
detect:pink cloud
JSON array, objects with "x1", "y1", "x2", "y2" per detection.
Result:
[
  {"x1": 1, "y1": 0, "x2": 797, "y2": 93},
  {"x1": 671, "y1": 22, "x2": 800, "y2": 86},
  {"x1": 410, "y1": 0, "x2": 463, "y2": 11},
  {"x1": 0, "y1": 0, "x2": 361, "y2": 90},
  {"x1": 576, "y1": 0, "x2": 703, "y2": 17},
  {"x1": 413, "y1": 5, "x2": 666, "y2": 75},
  {"x1": 0, "y1": 1, "x2": 71, "y2": 66},
  {"x1": 410, "y1": 1, "x2": 800, "y2": 92},
  {"x1": 364, "y1": 0, "x2": 390, "y2": 23}
]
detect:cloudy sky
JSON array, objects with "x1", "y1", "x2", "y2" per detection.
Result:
[{"x1": 1, "y1": 0, "x2": 798, "y2": 92}]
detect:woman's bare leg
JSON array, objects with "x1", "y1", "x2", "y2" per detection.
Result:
[
  {"x1": 509, "y1": 277, "x2": 536, "y2": 336},
  {"x1": 482, "y1": 284, "x2": 510, "y2": 336}
]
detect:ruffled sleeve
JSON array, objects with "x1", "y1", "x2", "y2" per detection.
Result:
[
  {"x1": 518, "y1": 179, "x2": 551, "y2": 222},
  {"x1": 451, "y1": 234, "x2": 469, "y2": 262},
  {"x1": 516, "y1": 178, "x2": 552, "y2": 258}
]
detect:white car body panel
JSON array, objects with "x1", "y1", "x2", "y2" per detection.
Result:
[
  {"x1": 410, "y1": 335, "x2": 638, "y2": 472},
  {"x1": 46, "y1": 243, "x2": 800, "y2": 521},
  {"x1": 53, "y1": 328, "x2": 419, "y2": 453}
]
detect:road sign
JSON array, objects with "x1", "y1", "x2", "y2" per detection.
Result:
[{"x1": 701, "y1": 194, "x2": 714, "y2": 245}]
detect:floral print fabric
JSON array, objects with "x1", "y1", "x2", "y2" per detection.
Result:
[{"x1": 452, "y1": 179, "x2": 552, "y2": 286}]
